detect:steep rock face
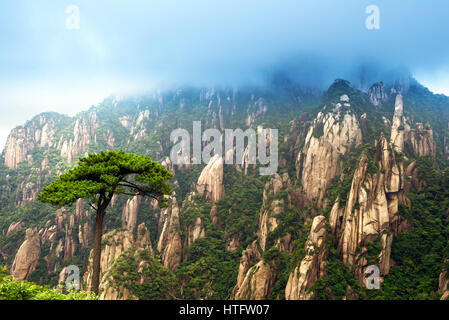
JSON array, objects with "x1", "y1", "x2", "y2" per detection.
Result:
[
  {"x1": 236, "y1": 142, "x2": 256, "y2": 175},
  {"x1": 404, "y1": 122, "x2": 436, "y2": 159},
  {"x1": 82, "y1": 222, "x2": 153, "y2": 300},
  {"x1": 185, "y1": 216, "x2": 206, "y2": 248},
  {"x1": 297, "y1": 107, "x2": 362, "y2": 207},
  {"x1": 15, "y1": 158, "x2": 51, "y2": 207},
  {"x1": 6, "y1": 221, "x2": 25, "y2": 237},
  {"x1": 3, "y1": 114, "x2": 60, "y2": 169},
  {"x1": 391, "y1": 94, "x2": 436, "y2": 159},
  {"x1": 4, "y1": 127, "x2": 33, "y2": 169},
  {"x1": 285, "y1": 216, "x2": 328, "y2": 300},
  {"x1": 84, "y1": 229, "x2": 136, "y2": 300},
  {"x1": 369, "y1": 82, "x2": 388, "y2": 106},
  {"x1": 3, "y1": 111, "x2": 99, "y2": 168},
  {"x1": 258, "y1": 173, "x2": 292, "y2": 251},
  {"x1": 121, "y1": 195, "x2": 141, "y2": 233},
  {"x1": 232, "y1": 240, "x2": 261, "y2": 297},
  {"x1": 232, "y1": 173, "x2": 293, "y2": 300},
  {"x1": 157, "y1": 198, "x2": 182, "y2": 270},
  {"x1": 232, "y1": 260, "x2": 273, "y2": 300},
  {"x1": 197, "y1": 154, "x2": 224, "y2": 203},
  {"x1": 391, "y1": 94, "x2": 405, "y2": 152},
  {"x1": 330, "y1": 134, "x2": 407, "y2": 285},
  {"x1": 10, "y1": 228, "x2": 41, "y2": 280},
  {"x1": 438, "y1": 263, "x2": 449, "y2": 300},
  {"x1": 6, "y1": 200, "x2": 94, "y2": 278},
  {"x1": 135, "y1": 223, "x2": 153, "y2": 255},
  {"x1": 406, "y1": 161, "x2": 426, "y2": 193},
  {"x1": 63, "y1": 200, "x2": 92, "y2": 260},
  {"x1": 59, "y1": 112, "x2": 98, "y2": 163}
]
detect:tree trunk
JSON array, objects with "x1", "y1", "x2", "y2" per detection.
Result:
[{"x1": 91, "y1": 208, "x2": 106, "y2": 295}]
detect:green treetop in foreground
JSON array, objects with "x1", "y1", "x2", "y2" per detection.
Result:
[{"x1": 38, "y1": 150, "x2": 173, "y2": 295}]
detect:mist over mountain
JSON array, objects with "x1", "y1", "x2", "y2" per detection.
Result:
[
  {"x1": 2, "y1": 1, "x2": 449, "y2": 302},
  {"x1": 1, "y1": 0, "x2": 449, "y2": 149}
]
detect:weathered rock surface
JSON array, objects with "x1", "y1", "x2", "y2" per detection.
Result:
[
  {"x1": 258, "y1": 173, "x2": 292, "y2": 251},
  {"x1": 232, "y1": 260, "x2": 273, "y2": 300},
  {"x1": 330, "y1": 134, "x2": 407, "y2": 285},
  {"x1": 10, "y1": 228, "x2": 41, "y2": 280},
  {"x1": 404, "y1": 122, "x2": 436, "y2": 159},
  {"x1": 197, "y1": 154, "x2": 224, "y2": 203},
  {"x1": 438, "y1": 263, "x2": 449, "y2": 300},
  {"x1": 121, "y1": 195, "x2": 141, "y2": 233},
  {"x1": 232, "y1": 240, "x2": 261, "y2": 298},
  {"x1": 391, "y1": 94, "x2": 436, "y2": 159},
  {"x1": 83, "y1": 224, "x2": 154, "y2": 300},
  {"x1": 185, "y1": 216, "x2": 205, "y2": 248},
  {"x1": 135, "y1": 223, "x2": 153, "y2": 255},
  {"x1": 3, "y1": 115, "x2": 59, "y2": 169},
  {"x1": 157, "y1": 198, "x2": 182, "y2": 270},
  {"x1": 391, "y1": 94, "x2": 405, "y2": 152},
  {"x1": 369, "y1": 82, "x2": 388, "y2": 106},
  {"x1": 6, "y1": 200, "x2": 94, "y2": 280},
  {"x1": 232, "y1": 173, "x2": 294, "y2": 300},
  {"x1": 3, "y1": 111, "x2": 100, "y2": 169},
  {"x1": 297, "y1": 108, "x2": 362, "y2": 207},
  {"x1": 285, "y1": 216, "x2": 328, "y2": 300},
  {"x1": 84, "y1": 229, "x2": 136, "y2": 300},
  {"x1": 59, "y1": 112, "x2": 98, "y2": 163},
  {"x1": 6, "y1": 221, "x2": 25, "y2": 237}
]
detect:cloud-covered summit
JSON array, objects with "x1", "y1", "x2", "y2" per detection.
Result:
[{"x1": 0, "y1": 0, "x2": 448, "y2": 147}]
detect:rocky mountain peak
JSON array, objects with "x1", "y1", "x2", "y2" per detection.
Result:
[{"x1": 368, "y1": 82, "x2": 388, "y2": 106}]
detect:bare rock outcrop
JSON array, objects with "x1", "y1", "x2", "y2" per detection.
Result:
[
  {"x1": 285, "y1": 216, "x2": 328, "y2": 300},
  {"x1": 63, "y1": 200, "x2": 92, "y2": 260},
  {"x1": 82, "y1": 220, "x2": 154, "y2": 299},
  {"x1": 59, "y1": 112, "x2": 98, "y2": 163},
  {"x1": 232, "y1": 240, "x2": 261, "y2": 297},
  {"x1": 438, "y1": 263, "x2": 449, "y2": 300},
  {"x1": 404, "y1": 122, "x2": 436, "y2": 159},
  {"x1": 84, "y1": 229, "x2": 136, "y2": 300},
  {"x1": 6, "y1": 221, "x2": 25, "y2": 237},
  {"x1": 10, "y1": 228, "x2": 41, "y2": 280},
  {"x1": 121, "y1": 195, "x2": 141, "y2": 233},
  {"x1": 3, "y1": 114, "x2": 59, "y2": 169},
  {"x1": 185, "y1": 217, "x2": 205, "y2": 248},
  {"x1": 3, "y1": 111, "x2": 99, "y2": 168},
  {"x1": 4, "y1": 127, "x2": 35, "y2": 169},
  {"x1": 297, "y1": 107, "x2": 362, "y2": 207},
  {"x1": 369, "y1": 82, "x2": 388, "y2": 106},
  {"x1": 330, "y1": 134, "x2": 407, "y2": 285},
  {"x1": 258, "y1": 173, "x2": 292, "y2": 251},
  {"x1": 11, "y1": 200, "x2": 93, "y2": 277},
  {"x1": 231, "y1": 173, "x2": 294, "y2": 300},
  {"x1": 391, "y1": 94, "x2": 436, "y2": 159},
  {"x1": 232, "y1": 260, "x2": 273, "y2": 300},
  {"x1": 197, "y1": 154, "x2": 224, "y2": 203},
  {"x1": 135, "y1": 223, "x2": 153, "y2": 255},
  {"x1": 157, "y1": 198, "x2": 182, "y2": 270},
  {"x1": 391, "y1": 94, "x2": 405, "y2": 152}
]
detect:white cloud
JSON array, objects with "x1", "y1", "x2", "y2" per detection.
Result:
[{"x1": 415, "y1": 68, "x2": 449, "y2": 96}]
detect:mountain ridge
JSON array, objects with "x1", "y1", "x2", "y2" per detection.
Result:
[{"x1": 1, "y1": 75, "x2": 449, "y2": 300}]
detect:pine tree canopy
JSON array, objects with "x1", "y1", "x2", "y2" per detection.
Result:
[{"x1": 37, "y1": 150, "x2": 173, "y2": 208}]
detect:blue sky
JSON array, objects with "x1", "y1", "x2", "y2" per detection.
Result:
[{"x1": 1, "y1": 0, "x2": 449, "y2": 148}]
